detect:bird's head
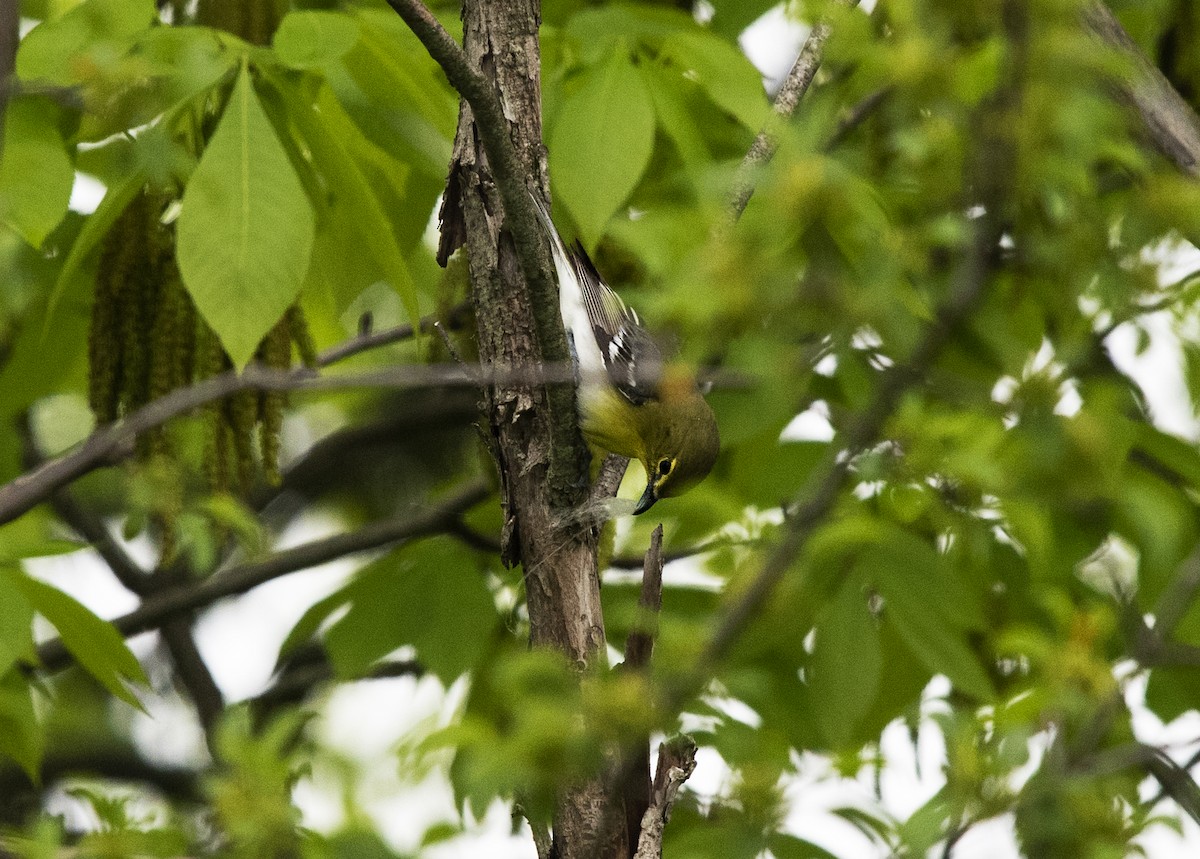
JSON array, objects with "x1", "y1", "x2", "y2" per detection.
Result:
[{"x1": 633, "y1": 375, "x2": 720, "y2": 515}]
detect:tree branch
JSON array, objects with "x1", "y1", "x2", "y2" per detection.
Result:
[
  {"x1": 725, "y1": 0, "x2": 860, "y2": 223},
  {"x1": 0, "y1": 362, "x2": 570, "y2": 527},
  {"x1": 160, "y1": 617, "x2": 225, "y2": 740},
  {"x1": 383, "y1": 0, "x2": 586, "y2": 502},
  {"x1": 633, "y1": 737, "x2": 697, "y2": 859},
  {"x1": 1083, "y1": 2, "x2": 1200, "y2": 177},
  {"x1": 623, "y1": 525, "x2": 664, "y2": 671},
  {"x1": 34, "y1": 481, "x2": 490, "y2": 671}
]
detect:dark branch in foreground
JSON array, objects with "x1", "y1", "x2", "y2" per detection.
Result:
[{"x1": 35, "y1": 481, "x2": 490, "y2": 672}]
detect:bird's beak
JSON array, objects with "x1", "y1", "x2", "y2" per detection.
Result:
[{"x1": 633, "y1": 480, "x2": 658, "y2": 515}]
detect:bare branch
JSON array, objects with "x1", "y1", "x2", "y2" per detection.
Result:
[
  {"x1": 160, "y1": 617, "x2": 225, "y2": 740},
  {"x1": 1083, "y1": 3, "x2": 1200, "y2": 177},
  {"x1": 50, "y1": 490, "x2": 151, "y2": 596},
  {"x1": 623, "y1": 525, "x2": 664, "y2": 671},
  {"x1": 34, "y1": 481, "x2": 490, "y2": 671},
  {"x1": 0, "y1": 363, "x2": 557, "y2": 527},
  {"x1": 633, "y1": 737, "x2": 697, "y2": 859},
  {"x1": 383, "y1": 0, "x2": 587, "y2": 500},
  {"x1": 823, "y1": 86, "x2": 893, "y2": 152},
  {"x1": 725, "y1": 0, "x2": 860, "y2": 223}
]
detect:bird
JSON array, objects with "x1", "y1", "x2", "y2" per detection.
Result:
[{"x1": 531, "y1": 195, "x2": 719, "y2": 515}]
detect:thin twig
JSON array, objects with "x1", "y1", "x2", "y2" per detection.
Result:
[
  {"x1": 252, "y1": 657, "x2": 424, "y2": 717},
  {"x1": 624, "y1": 525, "x2": 665, "y2": 671},
  {"x1": 823, "y1": 86, "x2": 892, "y2": 152},
  {"x1": 725, "y1": 0, "x2": 860, "y2": 224},
  {"x1": 434, "y1": 321, "x2": 466, "y2": 365},
  {"x1": 34, "y1": 481, "x2": 490, "y2": 672},
  {"x1": 314, "y1": 302, "x2": 470, "y2": 367},
  {"x1": 633, "y1": 737, "x2": 697, "y2": 859}
]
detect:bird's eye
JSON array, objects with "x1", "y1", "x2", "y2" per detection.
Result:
[{"x1": 657, "y1": 458, "x2": 673, "y2": 477}]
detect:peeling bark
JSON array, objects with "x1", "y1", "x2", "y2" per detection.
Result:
[{"x1": 438, "y1": 2, "x2": 612, "y2": 855}]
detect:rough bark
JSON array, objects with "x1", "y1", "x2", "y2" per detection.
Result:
[
  {"x1": 438, "y1": 1, "x2": 611, "y2": 855},
  {"x1": 1084, "y1": 2, "x2": 1200, "y2": 177}
]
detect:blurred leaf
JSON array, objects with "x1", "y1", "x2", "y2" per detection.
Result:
[
  {"x1": 870, "y1": 550, "x2": 993, "y2": 702},
  {"x1": 0, "y1": 573, "x2": 34, "y2": 677},
  {"x1": 0, "y1": 667, "x2": 42, "y2": 781},
  {"x1": 767, "y1": 832, "x2": 839, "y2": 859},
  {"x1": 0, "y1": 96, "x2": 74, "y2": 248},
  {"x1": 322, "y1": 537, "x2": 496, "y2": 683},
  {"x1": 550, "y1": 46, "x2": 655, "y2": 248},
  {"x1": 659, "y1": 29, "x2": 768, "y2": 129},
  {"x1": 0, "y1": 510, "x2": 82, "y2": 564},
  {"x1": 8, "y1": 569, "x2": 147, "y2": 706},
  {"x1": 16, "y1": 0, "x2": 155, "y2": 85},
  {"x1": 273, "y1": 11, "x2": 360, "y2": 69},
  {"x1": 707, "y1": 0, "x2": 779, "y2": 38},
  {"x1": 810, "y1": 573, "x2": 880, "y2": 748},
  {"x1": 177, "y1": 65, "x2": 315, "y2": 368}
]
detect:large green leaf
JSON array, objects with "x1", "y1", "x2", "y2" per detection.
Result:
[
  {"x1": 266, "y1": 74, "x2": 419, "y2": 320},
  {"x1": 177, "y1": 65, "x2": 315, "y2": 368},
  {"x1": 0, "y1": 96, "x2": 74, "y2": 248},
  {"x1": 550, "y1": 46, "x2": 655, "y2": 248},
  {"x1": 322, "y1": 537, "x2": 496, "y2": 684},
  {"x1": 867, "y1": 548, "x2": 994, "y2": 701},
  {"x1": 9, "y1": 570, "x2": 147, "y2": 707},
  {"x1": 659, "y1": 29, "x2": 768, "y2": 129},
  {"x1": 810, "y1": 573, "x2": 880, "y2": 748}
]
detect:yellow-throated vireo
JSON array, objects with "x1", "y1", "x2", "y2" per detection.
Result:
[{"x1": 533, "y1": 197, "x2": 719, "y2": 514}]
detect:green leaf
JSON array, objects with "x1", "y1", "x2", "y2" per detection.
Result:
[
  {"x1": 42, "y1": 162, "x2": 146, "y2": 341},
  {"x1": 767, "y1": 833, "x2": 839, "y2": 859},
  {"x1": 0, "y1": 509, "x2": 82, "y2": 563},
  {"x1": 642, "y1": 60, "x2": 710, "y2": 171},
  {"x1": 810, "y1": 574, "x2": 880, "y2": 748},
  {"x1": 0, "y1": 667, "x2": 43, "y2": 781},
  {"x1": 323, "y1": 537, "x2": 496, "y2": 684},
  {"x1": 0, "y1": 96, "x2": 74, "y2": 248},
  {"x1": 550, "y1": 46, "x2": 655, "y2": 248},
  {"x1": 0, "y1": 573, "x2": 34, "y2": 678},
  {"x1": 659, "y1": 29, "x2": 768, "y2": 129},
  {"x1": 266, "y1": 75, "x2": 419, "y2": 320},
  {"x1": 177, "y1": 65, "x2": 315, "y2": 368},
  {"x1": 273, "y1": 11, "x2": 360, "y2": 69},
  {"x1": 868, "y1": 549, "x2": 993, "y2": 701},
  {"x1": 8, "y1": 570, "x2": 147, "y2": 707},
  {"x1": 706, "y1": 0, "x2": 779, "y2": 40},
  {"x1": 16, "y1": 0, "x2": 156, "y2": 85}
]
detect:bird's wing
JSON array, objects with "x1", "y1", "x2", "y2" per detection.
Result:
[
  {"x1": 531, "y1": 195, "x2": 662, "y2": 404},
  {"x1": 568, "y1": 241, "x2": 663, "y2": 405}
]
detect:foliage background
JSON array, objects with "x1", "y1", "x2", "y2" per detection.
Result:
[{"x1": 5, "y1": 0, "x2": 1200, "y2": 856}]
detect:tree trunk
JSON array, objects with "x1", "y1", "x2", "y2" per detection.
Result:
[{"x1": 438, "y1": 1, "x2": 619, "y2": 855}]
